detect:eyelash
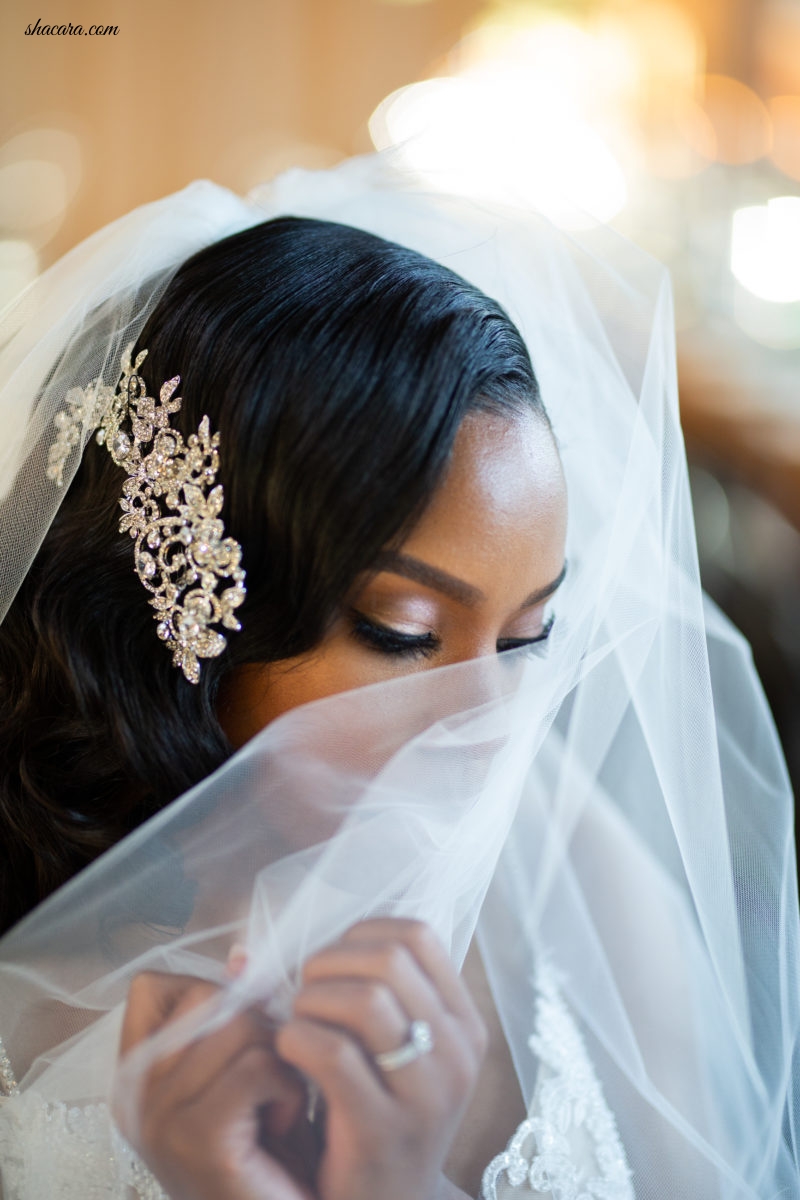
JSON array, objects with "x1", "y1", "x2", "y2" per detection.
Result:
[
  {"x1": 497, "y1": 615, "x2": 555, "y2": 656},
  {"x1": 350, "y1": 613, "x2": 555, "y2": 660}
]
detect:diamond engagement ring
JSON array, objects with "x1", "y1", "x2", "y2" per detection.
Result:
[{"x1": 373, "y1": 1019, "x2": 435, "y2": 1072}]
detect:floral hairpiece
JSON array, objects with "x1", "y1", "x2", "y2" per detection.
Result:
[{"x1": 46, "y1": 346, "x2": 246, "y2": 683}]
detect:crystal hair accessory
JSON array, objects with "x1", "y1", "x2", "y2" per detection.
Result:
[{"x1": 46, "y1": 346, "x2": 246, "y2": 684}]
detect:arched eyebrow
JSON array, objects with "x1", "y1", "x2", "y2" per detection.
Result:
[
  {"x1": 373, "y1": 552, "x2": 567, "y2": 610},
  {"x1": 520, "y1": 561, "x2": 567, "y2": 609}
]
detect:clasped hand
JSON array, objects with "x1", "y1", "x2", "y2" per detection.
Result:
[{"x1": 115, "y1": 918, "x2": 487, "y2": 1200}]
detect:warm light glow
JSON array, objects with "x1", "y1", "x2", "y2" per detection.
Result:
[
  {"x1": 769, "y1": 96, "x2": 800, "y2": 182},
  {"x1": 0, "y1": 240, "x2": 39, "y2": 309},
  {"x1": 757, "y1": 2, "x2": 800, "y2": 97},
  {"x1": 370, "y1": 73, "x2": 627, "y2": 226},
  {"x1": 368, "y1": 3, "x2": 715, "y2": 222},
  {"x1": 0, "y1": 129, "x2": 82, "y2": 197},
  {"x1": 698, "y1": 76, "x2": 772, "y2": 165},
  {"x1": 215, "y1": 134, "x2": 341, "y2": 194},
  {"x1": 0, "y1": 128, "x2": 83, "y2": 244},
  {"x1": 368, "y1": 5, "x2": 639, "y2": 232},
  {"x1": 642, "y1": 98, "x2": 717, "y2": 180},
  {"x1": 0, "y1": 161, "x2": 68, "y2": 232},
  {"x1": 451, "y1": 16, "x2": 619, "y2": 107},
  {"x1": 609, "y1": 0, "x2": 700, "y2": 95},
  {"x1": 731, "y1": 197, "x2": 800, "y2": 303}
]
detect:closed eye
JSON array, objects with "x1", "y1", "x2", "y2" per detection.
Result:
[
  {"x1": 350, "y1": 613, "x2": 439, "y2": 660},
  {"x1": 350, "y1": 612, "x2": 555, "y2": 661},
  {"x1": 497, "y1": 615, "x2": 555, "y2": 656}
]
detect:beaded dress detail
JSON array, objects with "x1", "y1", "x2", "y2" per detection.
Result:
[
  {"x1": 480, "y1": 964, "x2": 634, "y2": 1200},
  {"x1": 0, "y1": 1038, "x2": 168, "y2": 1200}
]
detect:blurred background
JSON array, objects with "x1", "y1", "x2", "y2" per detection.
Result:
[{"x1": 1, "y1": 0, "x2": 799, "y2": 793}]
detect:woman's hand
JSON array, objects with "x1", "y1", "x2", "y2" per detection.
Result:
[
  {"x1": 115, "y1": 918, "x2": 485, "y2": 1200},
  {"x1": 116, "y1": 972, "x2": 316, "y2": 1200},
  {"x1": 276, "y1": 918, "x2": 488, "y2": 1200}
]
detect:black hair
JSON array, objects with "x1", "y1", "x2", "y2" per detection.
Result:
[{"x1": 0, "y1": 215, "x2": 545, "y2": 933}]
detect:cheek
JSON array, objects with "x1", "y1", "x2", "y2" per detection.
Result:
[
  {"x1": 217, "y1": 660, "x2": 333, "y2": 748},
  {"x1": 249, "y1": 657, "x2": 348, "y2": 728},
  {"x1": 225, "y1": 637, "x2": 414, "y2": 745}
]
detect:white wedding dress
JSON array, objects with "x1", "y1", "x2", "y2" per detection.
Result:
[{"x1": 0, "y1": 958, "x2": 634, "y2": 1200}]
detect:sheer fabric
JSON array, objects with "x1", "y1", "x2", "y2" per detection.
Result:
[{"x1": 0, "y1": 153, "x2": 797, "y2": 1199}]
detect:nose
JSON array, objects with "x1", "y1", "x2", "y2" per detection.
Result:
[
  {"x1": 440, "y1": 626, "x2": 499, "y2": 666},
  {"x1": 436, "y1": 633, "x2": 518, "y2": 711}
]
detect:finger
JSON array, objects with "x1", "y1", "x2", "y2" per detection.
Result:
[
  {"x1": 291, "y1": 976, "x2": 450, "y2": 1105},
  {"x1": 185, "y1": 1042, "x2": 307, "y2": 1139},
  {"x1": 275, "y1": 1016, "x2": 389, "y2": 1122},
  {"x1": 145, "y1": 1044, "x2": 314, "y2": 1200},
  {"x1": 342, "y1": 920, "x2": 479, "y2": 1026},
  {"x1": 120, "y1": 972, "x2": 218, "y2": 1056},
  {"x1": 299, "y1": 936, "x2": 484, "y2": 1079},
  {"x1": 206, "y1": 1052, "x2": 317, "y2": 1200},
  {"x1": 121, "y1": 972, "x2": 283, "y2": 1105},
  {"x1": 149, "y1": 1006, "x2": 282, "y2": 1110},
  {"x1": 227, "y1": 944, "x2": 249, "y2": 977},
  {"x1": 293, "y1": 977, "x2": 410, "y2": 1057},
  {"x1": 140, "y1": 1027, "x2": 307, "y2": 1159},
  {"x1": 301, "y1": 940, "x2": 442, "y2": 1030}
]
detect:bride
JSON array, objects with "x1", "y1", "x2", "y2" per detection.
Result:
[{"x1": 0, "y1": 153, "x2": 797, "y2": 1199}]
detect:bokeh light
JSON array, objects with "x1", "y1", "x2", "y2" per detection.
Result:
[
  {"x1": 769, "y1": 95, "x2": 800, "y2": 181},
  {"x1": 0, "y1": 128, "x2": 82, "y2": 243},
  {"x1": 731, "y1": 197, "x2": 800, "y2": 348},
  {"x1": 731, "y1": 197, "x2": 800, "y2": 303},
  {"x1": 368, "y1": 11, "x2": 645, "y2": 227},
  {"x1": 0, "y1": 160, "x2": 69, "y2": 233},
  {"x1": 370, "y1": 72, "x2": 627, "y2": 226},
  {"x1": 696, "y1": 75, "x2": 772, "y2": 165}
]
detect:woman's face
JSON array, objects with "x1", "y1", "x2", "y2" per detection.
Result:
[{"x1": 220, "y1": 408, "x2": 567, "y2": 749}]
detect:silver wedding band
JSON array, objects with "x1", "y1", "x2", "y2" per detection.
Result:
[{"x1": 373, "y1": 1019, "x2": 434, "y2": 1072}]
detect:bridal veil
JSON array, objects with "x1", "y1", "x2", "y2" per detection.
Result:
[{"x1": 0, "y1": 153, "x2": 797, "y2": 1198}]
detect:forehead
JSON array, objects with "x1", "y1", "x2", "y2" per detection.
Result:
[{"x1": 397, "y1": 409, "x2": 567, "y2": 605}]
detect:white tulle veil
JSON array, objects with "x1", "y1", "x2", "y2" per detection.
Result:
[{"x1": 0, "y1": 152, "x2": 797, "y2": 1199}]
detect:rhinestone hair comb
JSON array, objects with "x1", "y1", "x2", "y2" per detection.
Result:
[{"x1": 47, "y1": 346, "x2": 246, "y2": 683}]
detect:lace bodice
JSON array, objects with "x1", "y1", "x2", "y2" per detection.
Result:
[
  {"x1": 0, "y1": 1090, "x2": 168, "y2": 1200},
  {"x1": 0, "y1": 965, "x2": 633, "y2": 1200},
  {"x1": 480, "y1": 965, "x2": 633, "y2": 1200}
]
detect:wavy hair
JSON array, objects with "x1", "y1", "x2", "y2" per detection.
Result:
[{"x1": 0, "y1": 216, "x2": 545, "y2": 933}]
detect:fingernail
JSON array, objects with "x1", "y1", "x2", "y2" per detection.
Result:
[{"x1": 227, "y1": 943, "x2": 249, "y2": 976}]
